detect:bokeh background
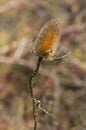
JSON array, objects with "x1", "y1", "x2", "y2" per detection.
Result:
[{"x1": 0, "y1": 0, "x2": 86, "y2": 130}]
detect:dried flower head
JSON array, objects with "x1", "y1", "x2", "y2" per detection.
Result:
[{"x1": 33, "y1": 19, "x2": 70, "y2": 61}]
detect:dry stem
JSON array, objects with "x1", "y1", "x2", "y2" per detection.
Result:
[{"x1": 29, "y1": 56, "x2": 42, "y2": 130}]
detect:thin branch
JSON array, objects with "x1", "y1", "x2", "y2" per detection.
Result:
[{"x1": 29, "y1": 56, "x2": 42, "y2": 130}]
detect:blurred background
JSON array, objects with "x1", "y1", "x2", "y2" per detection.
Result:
[{"x1": 0, "y1": 0, "x2": 86, "y2": 130}]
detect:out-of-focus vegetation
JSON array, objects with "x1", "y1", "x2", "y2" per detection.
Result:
[{"x1": 0, "y1": 0, "x2": 86, "y2": 130}]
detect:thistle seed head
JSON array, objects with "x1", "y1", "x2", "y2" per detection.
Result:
[{"x1": 33, "y1": 19, "x2": 61, "y2": 60}]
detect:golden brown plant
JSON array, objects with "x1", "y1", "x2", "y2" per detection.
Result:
[{"x1": 29, "y1": 19, "x2": 70, "y2": 130}]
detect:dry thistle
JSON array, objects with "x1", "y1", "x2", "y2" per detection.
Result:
[
  {"x1": 29, "y1": 19, "x2": 70, "y2": 130},
  {"x1": 33, "y1": 19, "x2": 70, "y2": 61},
  {"x1": 33, "y1": 19, "x2": 61, "y2": 61}
]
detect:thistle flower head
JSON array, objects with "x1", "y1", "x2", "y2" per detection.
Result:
[
  {"x1": 33, "y1": 19, "x2": 70, "y2": 61},
  {"x1": 33, "y1": 19, "x2": 61, "y2": 60}
]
